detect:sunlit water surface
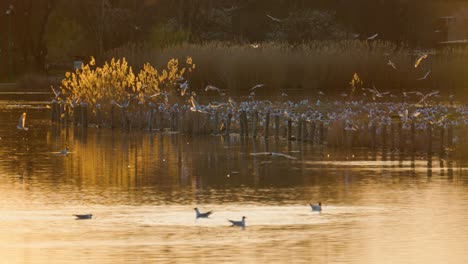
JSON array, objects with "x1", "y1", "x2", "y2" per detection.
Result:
[{"x1": 1, "y1": 109, "x2": 468, "y2": 263}]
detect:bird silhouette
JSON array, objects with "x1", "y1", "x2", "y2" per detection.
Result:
[
  {"x1": 194, "y1": 208, "x2": 213, "y2": 219},
  {"x1": 228, "y1": 216, "x2": 246, "y2": 229},
  {"x1": 74, "y1": 214, "x2": 92, "y2": 220},
  {"x1": 310, "y1": 202, "x2": 322, "y2": 212},
  {"x1": 17, "y1": 112, "x2": 29, "y2": 131}
]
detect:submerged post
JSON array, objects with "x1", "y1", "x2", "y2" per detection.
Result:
[
  {"x1": 318, "y1": 121, "x2": 324, "y2": 145},
  {"x1": 239, "y1": 111, "x2": 245, "y2": 137},
  {"x1": 439, "y1": 126, "x2": 445, "y2": 154},
  {"x1": 110, "y1": 103, "x2": 115, "y2": 129},
  {"x1": 287, "y1": 119, "x2": 292, "y2": 140},
  {"x1": 398, "y1": 119, "x2": 404, "y2": 152},
  {"x1": 225, "y1": 112, "x2": 232, "y2": 136},
  {"x1": 274, "y1": 114, "x2": 280, "y2": 138},
  {"x1": 427, "y1": 121, "x2": 432, "y2": 154},
  {"x1": 80, "y1": 102, "x2": 88, "y2": 128},
  {"x1": 309, "y1": 122, "x2": 316, "y2": 145},
  {"x1": 411, "y1": 120, "x2": 416, "y2": 153},
  {"x1": 253, "y1": 111, "x2": 259, "y2": 138},
  {"x1": 50, "y1": 101, "x2": 58, "y2": 123},
  {"x1": 96, "y1": 104, "x2": 102, "y2": 128},
  {"x1": 264, "y1": 111, "x2": 270, "y2": 138},
  {"x1": 447, "y1": 122, "x2": 453, "y2": 149},
  {"x1": 296, "y1": 117, "x2": 302, "y2": 141}
]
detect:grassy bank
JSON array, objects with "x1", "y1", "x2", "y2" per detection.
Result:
[{"x1": 105, "y1": 40, "x2": 468, "y2": 100}]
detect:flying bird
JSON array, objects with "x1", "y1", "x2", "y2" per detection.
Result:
[
  {"x1": 367, "y1": 33, "x2": 379, "y2": 40},
  {"x1": 249, "y1": 43, "x2": 260, "y2": 48},
  {"x1": 228, "y1": 216, "x2": 246, "y2": 229},
  {"x1": 266, "y1": 14, "x2": 282, "y2": 22},
  {"x1": 179, "y1": 81, "x2": 189, "y2": 96},
  {"x1": 387, "y1": 60, "x2": 397, "y2": 70},
  {"x1": 205, "y1": 85, "x2": 221, "y2": 93},
  {"x1": 250, "y1": 84, "x2": 265, "y2": 90},
  {"x1": 194, "y1": 208, "x2": 213, "y2": 219},
  {"x1": 190, "y1": 96, "x2": 207, "y2": 113},
  {"x1": 414, "y1": 53, "x2": 428, "y2": 68},
  {"x1": 17, "y1": 112, "x2": 28, "y2": 131},
  {"x1": 417, "y1": 70, "x2": 431, "y2": 80}
]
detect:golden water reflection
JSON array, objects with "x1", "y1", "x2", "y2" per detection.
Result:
[{"x1": 0, "y1": 110, "x2": 467, "y2": 263}]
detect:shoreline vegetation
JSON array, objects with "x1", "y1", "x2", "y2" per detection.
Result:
[
  {"x1": 10, "y1": 40, "x2": 468, "y2": 100},
  {"x1": 46, "y1": 44, "x2": 468, "y2": 155}
]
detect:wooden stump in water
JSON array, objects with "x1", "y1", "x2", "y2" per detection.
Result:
[
  {"x1": 296, "y1": 118, "x2": 302, "y2": 141},
  {"x1": 252, "y1": 111, "x2": 258, "y2": 138},
  {"x1": 370, "y1": 123, "x2": 377, "y2": 149},
  {"x1": 243, "y1": 111, "x2": 249, "y2": 137},
  {"x1": 274, "y1": 114, "x2": 280, "y2": 138},
  {"x1": 120, "y1": 107, "x2": 128, "y2": 130},
  {"x1": 80, "y1": 102, "x2": 88, "y2": 128},
  {"x1": 239, "y1": 111, "x2": 245, "y2": 137},
  {"x1": 214, "y1": 111, "x2": 219, "y2": 135},
  {"x1": 50, "y1": 101, "x2": 58, "y2": 123},
  {"x1": 96, "y1": 104, "x2": 102, "y2": 128},
  {"x1": 427, "y1": 122, "x2": 432, "y2": 154},
  {"x1": 309, "y1": 122, "x2": 316, "y2": 145},
  {"x1": 390, "y1": 122, "x2": 395, "y2": 150},
  {"x1": 138, "y1": 103, "x2": 144, "y2": 129},
  {"x1": 318, "y1": 121, "x2": 324, "y2": 145},
  {"x1": 264, "y1": 111, "x2": 270, "y2": 138},
  {"x1": 63, "y1": 104, "x2": 69, "y2": 126},
  {"x1": 73, "y1": 105, "x2": 80, "y2": 126},
  {"x1": 147, "y1": 109, "x2": 154, "y2": 131},
  {"x1": 447, "y1": 122, "x2": 453, "y2": 148},
  {"x1": 172, "y1": 110, "x2": 179, "y2": 131},
  {"x1": 398, "y1": 120, "x2": 404, "y2": 152},
  {"x1": 110, "y1": 104, "x2": 115, "y2": 129},
  {"x1": 382, "y1": 124, "x2": 387, "y2": 149},
  {"x1": 439, "y1": 127, "x2": 445, "y2": 154},
  {"x1": 411, "y1": 121, "x2": 416, "y2": 153},
  {"x1": 287, "y1": 119, "x2": 292, "y2": 140},
  {"x1": 225, "y1": 112, "x2": 232, "y2": 136}
]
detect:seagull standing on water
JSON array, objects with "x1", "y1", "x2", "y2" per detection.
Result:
[
  {"x1": 194, "y1": 208, "x2": 213, "y2": 219},
  {"x1": 310, "y1": 202, "x2": 322, "y2": 212},
  {"x1": 17, "y1": 112, "x2": 29, "y2": 131},
  {"x1": 228, "y1": 216, "x2": 246, "y2": 229}
]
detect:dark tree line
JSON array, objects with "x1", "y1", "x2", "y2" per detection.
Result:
[{"x1": 0, "y1": 0, "x2": 463, "y2": 79}]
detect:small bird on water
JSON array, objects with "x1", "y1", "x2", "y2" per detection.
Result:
[
  {"x1": 17, "y1": 112, "x2": 29, "y2": 131},
  {"x1": 194, "y1": 208, "x2": 213, "y2": 219},
  {"x1": 74, "y1": 214, "x2": 93, "y2": 220},
  {"x1": 60, "y1": 147, "x2": 69, "y2": 155},
  {"x1": 310, "y1": 202, "x2": 322, "y2": 212},
  {"x1": 228, "y1": 216, "x2": 246, "y2": 229}
]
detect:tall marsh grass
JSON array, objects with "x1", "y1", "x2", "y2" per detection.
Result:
[{"x1": 106, "y1": 41, "x2": 468, "y2": 100}]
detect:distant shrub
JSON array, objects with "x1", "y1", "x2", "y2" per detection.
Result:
[{"x1": 59, "y1": 56, "x2": 195, "y2": 111}]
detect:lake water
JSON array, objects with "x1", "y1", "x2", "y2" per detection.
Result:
[{"x1": 1, "y1": 109, "x2": 468, "y2": 263}]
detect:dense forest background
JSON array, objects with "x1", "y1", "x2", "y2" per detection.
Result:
[{"x1": 0, "y1": 0, "x2": 467, "y2": 96}]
